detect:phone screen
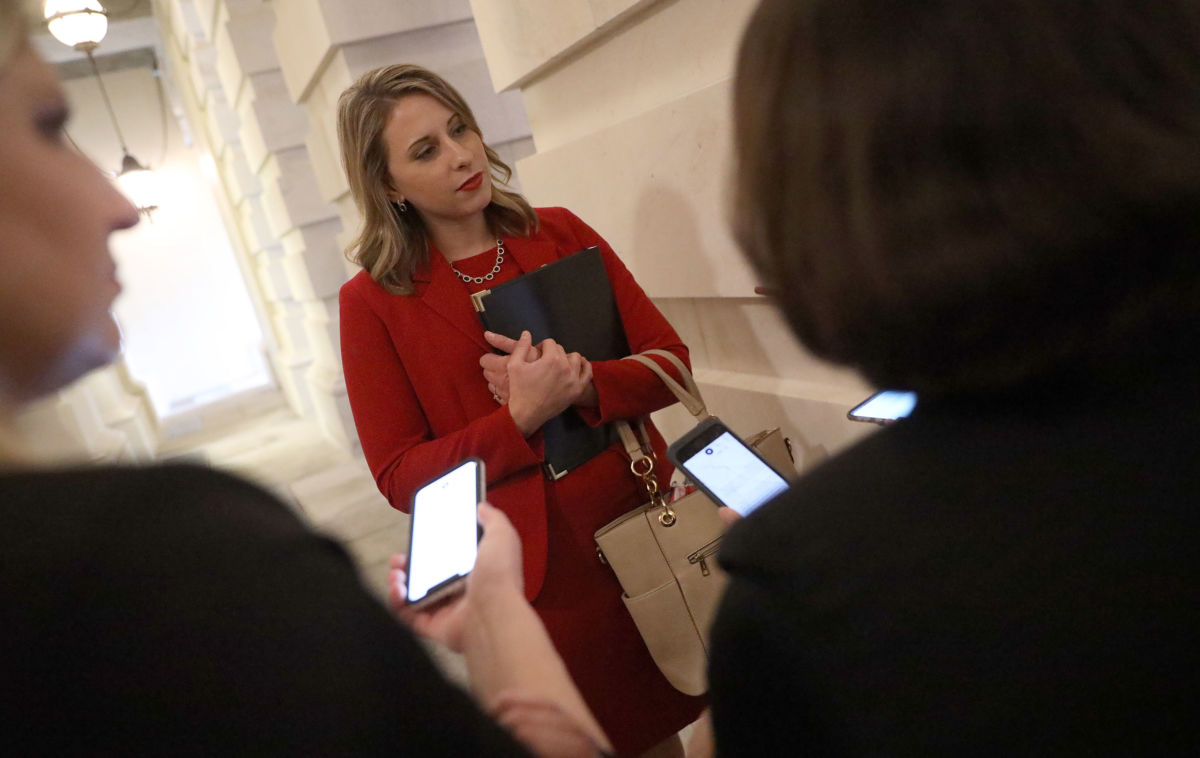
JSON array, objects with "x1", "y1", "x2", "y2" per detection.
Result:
[
  {"x1": 406, "y1": 459, "x2": 482, "y2": 606},
  {"x1": 847, "y1": 390, "x2": 917, "y2": 424},
  {"x1": 680, "y1": 430, "x2": 789, "y2": 517}
]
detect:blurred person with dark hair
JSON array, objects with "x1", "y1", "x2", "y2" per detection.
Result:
[{"x1": 708, "y1": 0, "x2": 1200, "y2": 753}]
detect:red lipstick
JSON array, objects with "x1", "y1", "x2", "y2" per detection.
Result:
[{"x1": 457, "y1": 172, "x2": 483, "y2": 192}]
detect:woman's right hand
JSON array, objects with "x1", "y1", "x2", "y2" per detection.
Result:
[
  {"x1": 505, "y1": 331, "x2": 593, "y2": 436},
  {"x1": 717, "y1": 506, "x2": 742, "y2": 527},
  {"x1": 480, "y1": 330, "x2": 541, "y2": 405}
]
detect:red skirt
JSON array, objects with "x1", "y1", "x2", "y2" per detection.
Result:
[{"x1": 531, "y1": 444, "x2": 707, "y2": 756}]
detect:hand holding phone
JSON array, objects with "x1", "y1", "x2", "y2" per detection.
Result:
[
  {"x1": 667, "y1": 416, "x2": 790, "y2": 517},
  {"x1": 392, "y1": 501, "x2": 525, "y2": 652},
  {"x1": 405, "y1": 459, "x2": 485, "y2": 609},
  {"x1": 847, "y1": 390, "x2": 917, "y2": 425}
]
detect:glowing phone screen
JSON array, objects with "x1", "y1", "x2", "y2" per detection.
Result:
[
  {"x1": 682, "y1": 432, "x2": 789, "y2": 516},
  {"x1": 406, "y1": 461, "x2": 479, "y2": 603}
]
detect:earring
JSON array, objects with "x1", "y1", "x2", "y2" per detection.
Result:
[{"x1": 397, "y1": 200, "x2": 408, "y2": 213}]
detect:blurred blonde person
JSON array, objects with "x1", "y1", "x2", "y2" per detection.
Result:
[{"x1": 0, "y1": 3, "x2": 606, "y2": 754}]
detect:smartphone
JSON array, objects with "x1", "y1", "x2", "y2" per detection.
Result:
[
  {"x1": 847, "y1": 390, "x2": 917, "y2": 425},
  {"x1": 404, "y1": 458, "x2": 485, "y2": 609},
  {"x1": 667, "y1": 416, "x2": 790, "y2": 517}
]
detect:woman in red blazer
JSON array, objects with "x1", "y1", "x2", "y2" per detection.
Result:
[{"x1": 336, "y1": 64, "x2": 704, "y2": 757}]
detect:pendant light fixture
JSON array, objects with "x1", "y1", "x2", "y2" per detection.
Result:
[
  {"x1": 44, "y1": 0, "x2": 160, "y2": 216},
  {"x1": 44, "y1": 0, "x2": 108, "y2": 52},
  {"x1": 116, "y1": 151, "x2": 158, "y2": 215}
]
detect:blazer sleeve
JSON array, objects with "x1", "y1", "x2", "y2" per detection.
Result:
[
  {"x1": 340, "y1": 279, "x2": 544, "y2": 511},
  {"x1": 549, "y1": 208, "x2": 692, "y2": 425}
]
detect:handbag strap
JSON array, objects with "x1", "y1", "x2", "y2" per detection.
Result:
[
  {"x1": 613, "y1": 349, "x2": 707, "y2": 527},
  {"x1": 621, "y1": 350, "x2": 708, "y2": 420},
  {"x1": 615, "y1": 417, "x2": 651, "y2": 461},
  {"x1": 615, "y1": 417, "x2": 677, "y2": 526}
]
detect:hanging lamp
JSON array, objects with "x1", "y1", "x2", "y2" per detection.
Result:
[
  {"x1": 44, "y1": 1, "x2": 160, "y2": 216},
  {"x1": 116, "y1": 151, "x2": 159, "y2": 215},
  {"x1": 44, "y1": 0, "x2": 108, "y2": 52}
]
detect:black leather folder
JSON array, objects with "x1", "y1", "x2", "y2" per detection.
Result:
[{"x1": 470, "y1": 246, "x2": 630, "y2": 478}]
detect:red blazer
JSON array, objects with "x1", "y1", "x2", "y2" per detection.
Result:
[{"x1": 339, "y1": 207, "x2": 690, "y2": 599}]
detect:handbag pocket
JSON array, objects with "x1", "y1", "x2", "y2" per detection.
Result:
[
  {"x1": 680, "y1": 537, "x2": 729, "y2": 641},
  {"x1": 622, "y1": 579, "x2": 711, "y2": 696},
  {"x1": 596, "y1": 350, "x2": 799, "y2": 695},
  {"x1": 595, "y1": 506, "x2": 675, "y2": 597}
]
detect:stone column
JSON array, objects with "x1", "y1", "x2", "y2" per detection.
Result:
[
  {"x1": 153, "y1": 0, "x2": 342, "y2": 446},
  {"x1": 154, "y1": 0, "x2": 534, "y2": 453},
  {"x1": 11, "y1": 359, "x2": 157, "y2": 464}
]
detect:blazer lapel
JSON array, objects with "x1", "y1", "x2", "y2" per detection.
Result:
[
  {"x1": 416, "y1": 253, "x2": 490, "y2": 351},
  {"x1": 507, "y1": 234, "x2": 561, "y2": 274},
  {"x1": 415, "y1": 235, "x2": 565, "y2": 350}
]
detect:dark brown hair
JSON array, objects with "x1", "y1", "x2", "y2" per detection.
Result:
[
  {"x1": 337, "y1": 64, "x2": 537, "y2": 295},
  {"x1": 734, "y1": 0, "x2": 1200, "y2": 395}
]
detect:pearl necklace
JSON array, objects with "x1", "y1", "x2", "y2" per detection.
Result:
[{"x1": 450, "y1": 239, "x2": 505, "y2": 284}]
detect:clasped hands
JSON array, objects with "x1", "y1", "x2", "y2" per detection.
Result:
[{"x1": 480, "y1": 330, "x2": 597, "y2": 436}]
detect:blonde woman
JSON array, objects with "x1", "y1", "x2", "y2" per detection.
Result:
[
  {"x1": 337, "y1": 65, "x2": 704, "y2": 757},
  {"x1": 0, "y1": 3, "x2": 604, "y2": 754}
]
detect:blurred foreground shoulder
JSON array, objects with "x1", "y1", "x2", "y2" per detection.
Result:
[{"x1": 0, "y1": 463, "x2": 531, "y2": 756}]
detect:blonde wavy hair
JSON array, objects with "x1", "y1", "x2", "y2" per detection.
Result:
[
  {"x1": 336, "y1": 64, "x2": 537, "y2": 295},
  {"x1": 0, "y1": 0, "x2": 31, "y2": 462},
  {"x1": 0, "y1": 0, "x2": 30, "y2": 76}
]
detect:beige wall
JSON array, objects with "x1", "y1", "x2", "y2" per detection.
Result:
[{"x1": 470, "y1": 0, "x2": 877, "y2": 471}]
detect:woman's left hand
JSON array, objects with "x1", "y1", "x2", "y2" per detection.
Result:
[{"x1": 387, "y1": 553, "x2": 469, "y2": 651}]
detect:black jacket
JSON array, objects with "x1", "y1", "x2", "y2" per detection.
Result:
[
  {"x1": 0, "y1": 463, "x2": 528, "y2": 756},
  {"x1": 710, "y1": 361, "x2": 1199, "y2": 755}
]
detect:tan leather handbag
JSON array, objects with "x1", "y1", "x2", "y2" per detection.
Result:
[{"x1": 593, "y1": 351, "x2": 794, "y2": 695}]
